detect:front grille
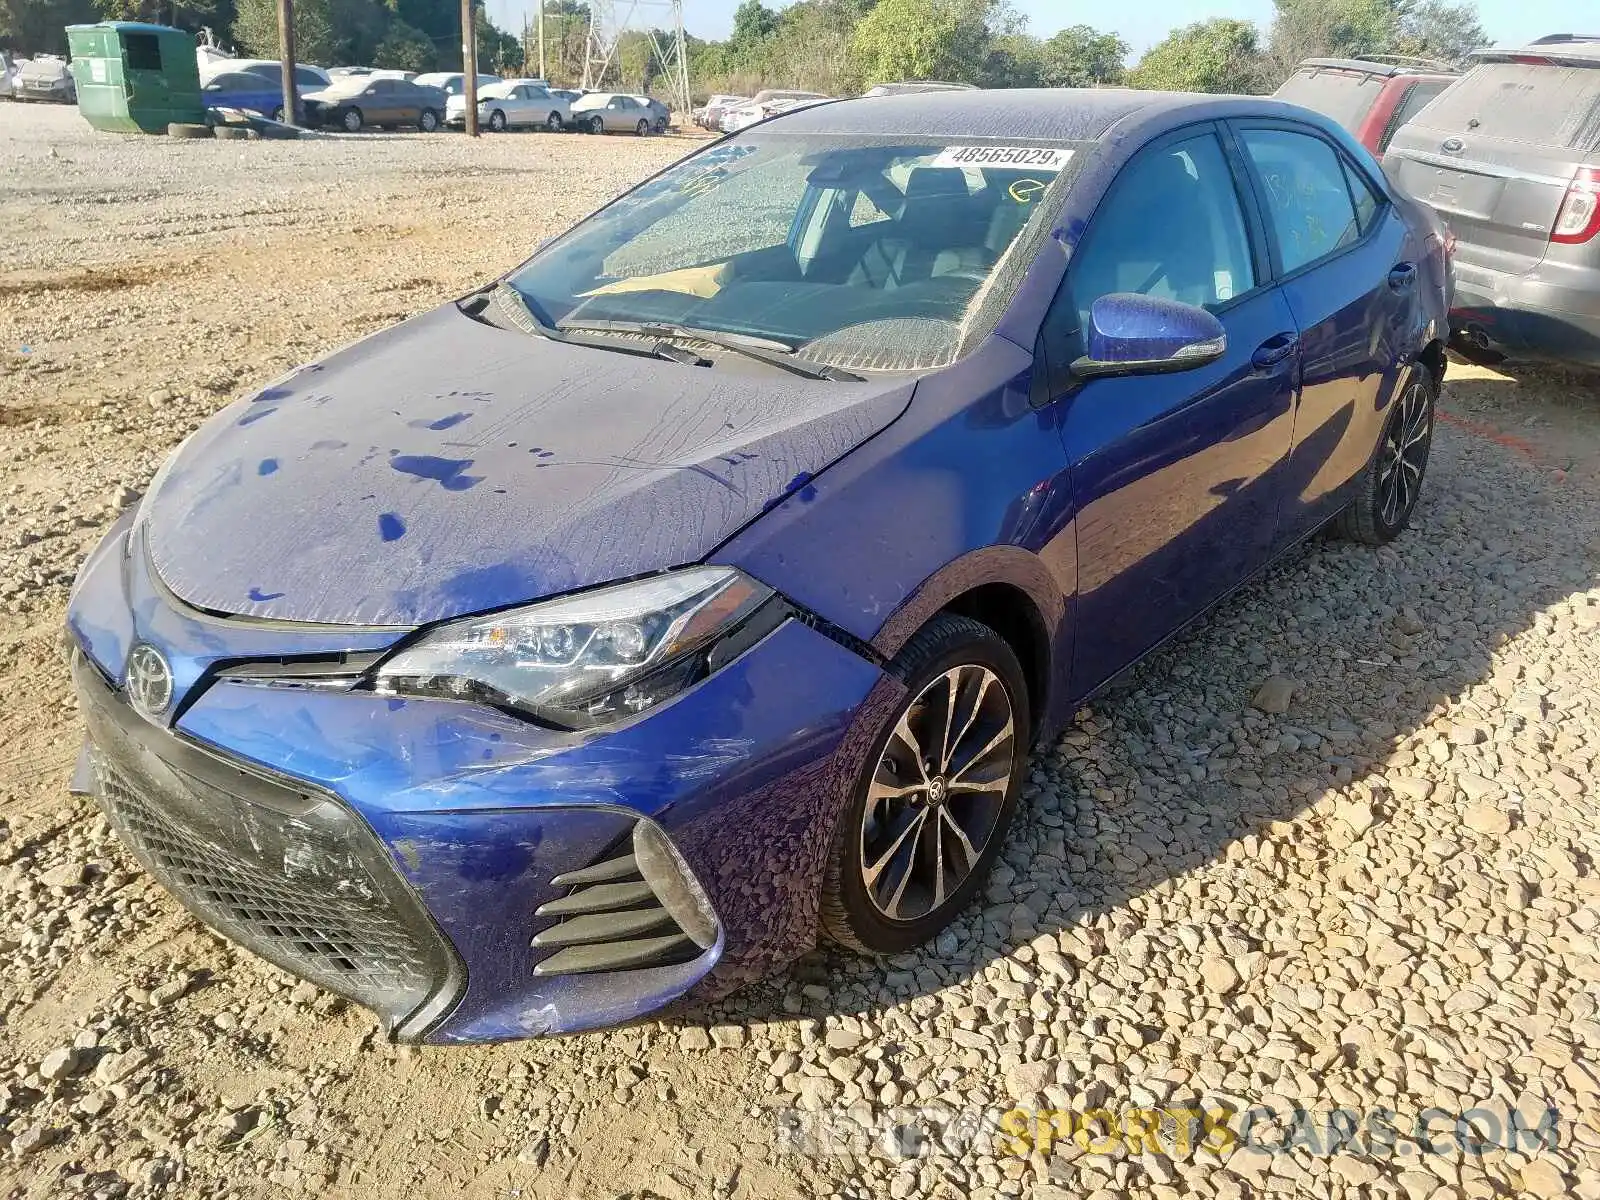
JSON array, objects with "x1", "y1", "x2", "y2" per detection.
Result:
[
  {"x1": 73, "y1": 653, "x2": 461, "y2": 1036},
  {"x1": 94, "y1": 757, "x2": 433, "y2": 997}
]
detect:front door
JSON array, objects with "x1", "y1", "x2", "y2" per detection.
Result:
[{"x1": 1050, "y1": 126, "x2": 1300, "y2": 696}]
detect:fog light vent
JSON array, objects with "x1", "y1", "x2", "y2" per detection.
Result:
[{"x1": 531, "y1": 819, "x2": 718, "y2": 976}]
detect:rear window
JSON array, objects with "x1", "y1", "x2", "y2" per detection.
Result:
[
  {"x1": 1274, "y1": 68, "x2": 1386, "y2": 133},
  {"x1": 1420, "y1": 62, "x2": 1600, "y2": 150}
]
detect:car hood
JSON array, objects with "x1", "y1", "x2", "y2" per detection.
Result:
[{"x1": 140, "y1": 304, "x2": 915, "y2": 627}]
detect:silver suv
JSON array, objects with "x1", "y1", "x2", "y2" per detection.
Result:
[{"x1": 1384, "y1": 35, "x2": 1600, "y2": 366}]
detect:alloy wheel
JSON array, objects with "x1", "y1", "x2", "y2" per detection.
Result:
[
  {"x1": 1377, "y1": 379, "x2": 1432, "y2": 528},
  {"x1": 860, "y1": 664, "x2": 1015, "y2": 922}
]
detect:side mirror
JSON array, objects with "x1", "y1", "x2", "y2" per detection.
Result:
[{"x1": 1070, "y1": 293, "x2": 1226, "y2": 380}]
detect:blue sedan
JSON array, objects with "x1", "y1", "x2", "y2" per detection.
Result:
[
  {"x1": 201, "y1": 69, "x2": 300, "y2": 121},
  {"x1": 66, "y1": 89, "x2": 1450, "y2": 1043}
]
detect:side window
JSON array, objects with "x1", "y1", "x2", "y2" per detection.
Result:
[
  {"x1": 1240, "y1": 128, "x2": 1361, "y2": 272},
  {"x1": 1380, "y1": 80, "x2": 1448, "y2": 150},
  {"x1": 1342, "y1": 157, "x2": 1380, "y2": 234},
  {"x1": 1068, "y1": 132, "x2": 1256, "y2": 333}
]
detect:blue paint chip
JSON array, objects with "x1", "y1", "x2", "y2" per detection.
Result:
[
  {"x1": 390, "y1": 454, "x2": 483, "y2": 491},
  {"x1": 257, "y1": 458, "x2": 279, "y2": 476},
  {"x1": 247, "y1": 587, "x2": 285, "y2": 602},
  {"x1": 378, "y1": 512, "x2": 407, "y2": 541}
]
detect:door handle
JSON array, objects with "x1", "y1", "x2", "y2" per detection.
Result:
[
  {"x1": 1388, "y1": 263, "x2": 1418, "y2": 291},
  {"x1": 1251, "y1": 332, "x2": 1299, "y2": 370}
]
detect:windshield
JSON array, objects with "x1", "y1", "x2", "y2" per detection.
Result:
[
  {"x1": 1274, "y1": 68, "x2": 1386, "y2": 132},
  {"x1": 506, "y1": 132, "x2": 1073, "y2": 371}
]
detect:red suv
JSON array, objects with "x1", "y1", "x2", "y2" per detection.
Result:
[{"x1": 1274, "y1": 58, "x2": 1459, "y2": 155}]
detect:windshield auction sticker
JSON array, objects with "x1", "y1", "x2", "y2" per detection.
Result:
[{"x1": 929, "y1": 145, "x2": 1074, "y2": 171}]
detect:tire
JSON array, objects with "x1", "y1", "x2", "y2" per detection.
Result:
[
  {"x1": 546, "y1": 111, "x2": 563, "y2": 131},
  {"x1": 488, "y1": 108, "x2": 506, "y2": 132},
  {"x1": 820, "y1": 613, "x2": 1030, "y2": 955},
  {"x1": 341, "y1": 107, "x2": 362, "y2": 133},
  {"x1": 587, "y1": 115, "x2": 604, "y2": 134},
  {"x1": 419, "y1": 108, "x2": 439, "y2": 132},
  {"x1": 270, "y1": 106, "x2": 285, "y2": 122},
  {"x1": 167, "y1": 122, "x2": 213, "y2": 139},
  {"x1": 635, "y1": 118, "x2": 649, "y2": 136},
  {"x1": 1335, "y1": 366, "x2": 1436, "y2": 545}
]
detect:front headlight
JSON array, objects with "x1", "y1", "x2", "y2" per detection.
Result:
[{"x1": 372, "y1": 568, "x2": 776, "y2": 728}]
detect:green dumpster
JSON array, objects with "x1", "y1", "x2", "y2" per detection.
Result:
[{"x1": 66, "y1": 23, "x2": 204, "y2": 134}]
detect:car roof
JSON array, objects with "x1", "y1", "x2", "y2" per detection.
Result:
[
  {"x1": 761, "y1": 88, "x2": 1327, "y2": 143},
  {"x1": 1475, "y1": 37, "x2": 1600, "y2": 65}
]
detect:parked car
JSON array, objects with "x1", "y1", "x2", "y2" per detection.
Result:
[
  {"x1": 862, "y1": 80, "x2": 977, "y2": 97},
  {"x1": 413, "y1": 71, "x2": 500, "y2": 98},
  {"x1": 720, "y1": 89, "x2": 828, "y2": 132},
  {"x1": 569, "y1": 91, "x2": 660, "y2": 134},
  {"x1": 1275, "y1": 57, "x2": 1458, "y2": 155},
  {"x1": 448, "y1": 79, "x2": 572, "y2": 131},
  {"x1": 693, "y1": 92, "x2": 747, "y2": 128},
  {"x1": 303, "y1": 75, "x2": 445, "y2": 132},
  {"x1": 15, "y1": 55, "x2": 75, "y2": 103},
  {"x1": 202, "y1": 70, "x2": 290, "y2": 120},
  {"x1": 67, "y1": 88, "x2": 1449, "y2": 1043},
  {"x1": 630, "y1": 94, "x2": 670, "y2": 132},
  {"x1": 0, "y1": 52, "x2": 18, "y2": 100},
  {"x1": 1385, "y1": 35, "x2": 1600, "y2": 365},
  {"x1": 202, "y1": 58, "x2": 332, "y2": 94}
]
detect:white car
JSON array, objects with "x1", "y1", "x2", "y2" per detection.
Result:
[
  {"x1": 446, "y1": 79, "x2": 572, "y2": 132},
  {"x1": 0, "y1": 53, "x2": 17, "y2": 101},
  {"x1": 719, "y1": 89, "x2": 828, "y2": 133},
  {"x1": 569, "y1": 92, "x2": 661, "y2": 135},
  {"x1": 413, "y1": 71, "x2": 500, "y2": 98}
]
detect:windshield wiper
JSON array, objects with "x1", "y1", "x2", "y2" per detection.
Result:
[
  {"x1": 460, "y1": 283, "x2": 713, "y2": 367},
  {"x1": 559, "y1": 319, "x2": 863, "y2": 382}
]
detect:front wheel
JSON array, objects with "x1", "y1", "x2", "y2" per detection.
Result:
[
  {"x1": 1336, "y1": 367, "x2": 1436, "y2": 545},
  {"x1": 587, "y1": 114, "x2": 604, "y2": 134},
  {"x1": 546, "y1": 111, "x2": 563, "y2": 131},
  {"x1": 341, "y1": 107, "x2": 362, "y2": 133},
  {"x1": 820, "y1": 613, "x2": 1029, "y2": 955},
  {"x1": 419, "y1": 108, "x2": 439, "y2": 132},
  {"x1": 488, "y1": 108, "x2": 506, "y2": 132},
  {"x1": 271, "y1": 105, "x2": 284, "y2": 122}
]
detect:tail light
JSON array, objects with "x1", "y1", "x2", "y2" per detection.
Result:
[{"x1": 1552, "y1": 167, "x2": 1600, "y2": 245}]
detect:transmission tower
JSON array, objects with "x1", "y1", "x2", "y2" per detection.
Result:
[{"x1": 583, "y1": 0, "x2": 692, "y2": 117}]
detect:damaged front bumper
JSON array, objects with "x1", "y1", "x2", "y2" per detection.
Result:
[{"x1": 65, "y1": 517, "x2": 895, "y2": 1042}]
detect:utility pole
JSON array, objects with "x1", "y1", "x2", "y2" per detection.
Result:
[
  {"x1": 538, "y1": 0, "x2": 547, "y2": 81},
  {"x1": 461, "y1": 0, "x2": 479, "y2": 136},
  {"x1": 276, "y1": 0, "x2": 298, "y2": 127}
]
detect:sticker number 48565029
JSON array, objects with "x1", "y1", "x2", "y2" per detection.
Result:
[{"x1": 929, "y1": 145, "x2": 1074, "y2": 171}]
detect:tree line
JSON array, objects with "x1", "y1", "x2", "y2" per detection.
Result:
[{"x1": 2, "y1": 0, "x2": 1489, "y2": 97}]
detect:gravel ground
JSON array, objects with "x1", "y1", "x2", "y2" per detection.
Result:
[{"x1": 3, "y1": 101, "x2": 1600, "y2": 1200}]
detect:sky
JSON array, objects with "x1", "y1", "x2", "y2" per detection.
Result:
[{"x1": 487, "y1": 0, "x2": 1587, "y2": 59}]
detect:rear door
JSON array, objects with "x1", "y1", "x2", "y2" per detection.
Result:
[
  {"x1": 1386, "y1": 57, "x2": 1600, "y2": 278},
  {"x1": 1232, "y1": 120, "x2": 1419, "y2": 542}
]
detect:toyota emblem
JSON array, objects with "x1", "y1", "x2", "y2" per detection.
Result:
[{"x1": 125, "y1": 643, "x2": 174, "y2": 719}]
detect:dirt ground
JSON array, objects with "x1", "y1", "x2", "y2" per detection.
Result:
[{"x1": 3, "y1": 101, "x2": 1600, "y2": 1200}]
